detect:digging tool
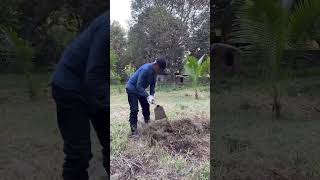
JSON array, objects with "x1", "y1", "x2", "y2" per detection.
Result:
[{"x1": 152, "y1": 102, "x2": 167, "y2": 120}]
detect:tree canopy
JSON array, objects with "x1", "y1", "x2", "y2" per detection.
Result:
[
  {"x1": 111, "y1": 0, "x2": 210, "y2": 77},
  {"x1": 0, "y1": 0, "x2": 108, "y2": 72}
]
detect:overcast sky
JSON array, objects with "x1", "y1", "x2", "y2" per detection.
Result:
[{"x1": 110, "y1": 0, "x2": 132, "y2": 31}]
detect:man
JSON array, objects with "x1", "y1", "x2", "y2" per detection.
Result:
[
  {"x1": 50, "y1": 12, "x2": 109, "y2": 180},
  {"x1": 126, "y1": 58, "x2": 167, "y2": 136}
]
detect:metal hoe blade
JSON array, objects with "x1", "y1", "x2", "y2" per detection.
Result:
[{"x1": 154, "y1": 104, "x2": 167, "y2": 120}]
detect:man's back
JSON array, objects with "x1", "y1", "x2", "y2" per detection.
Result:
[
  {"x1": 51, "y1": 12, "x2": 108, "y2": 93},
  {"x1": 126, "y1": 63, "x2": 156, "y2": 97}
]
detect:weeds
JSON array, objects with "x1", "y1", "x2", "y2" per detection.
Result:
[
  {"x1": 174, "y1": 155, "x2": 188, "y2": 173},
  {"x1": 111, "y1": 120, "x2": 129, "y2": 156}
]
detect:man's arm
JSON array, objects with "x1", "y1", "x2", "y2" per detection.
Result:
[
  {"x1": 150, "y1": 75, "x2": 156, "y2": 96},
  {"x1": 84, "y1": 22, "x2": 108, "y2": 111},
  {"x1": 136, "y1": 70, "x2": 149, "y2": 97}
]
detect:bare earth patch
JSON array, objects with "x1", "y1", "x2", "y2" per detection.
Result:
[{"x1": 142, "y1": 118, "x2": 210, "y2": 159}]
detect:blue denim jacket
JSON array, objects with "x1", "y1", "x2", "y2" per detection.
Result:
[
  {"x1": 50, "y1": 12, "x2": 109, "y2": 109},
  {"x1": 126, "y1": 63, "x2": 157, "y2": 97}
]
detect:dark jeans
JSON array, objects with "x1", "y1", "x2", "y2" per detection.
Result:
[
  {"x1": 52, "y1": 83, "x2": 109, "y2": 180},
  {"x1": 127, "y1": 90, "x2": 150, "y2": 126}
]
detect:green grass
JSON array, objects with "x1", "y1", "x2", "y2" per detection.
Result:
[
  {"x1": 199, "y1": 162, "x2": 210, "y2": 180},
  {"x1": 174, "y1": 155, "x2": 188, "y2": 173},
  {"x1": 110, "y1": 116, "x2": 129, "y2": 155}
]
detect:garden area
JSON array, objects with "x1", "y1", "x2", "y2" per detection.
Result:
[{"x1": 212, "y1": 0, "x2": 320, "y2": 179}]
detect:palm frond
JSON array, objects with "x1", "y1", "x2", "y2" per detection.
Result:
[
  {"x1": 230, "y1": 0, "x2": 292, "y2": 81},
  {"x1": 288, "y1": 0, "x2": 320, "y2": 48},
  {"x1": 231, "y1": 12, "x2": 287, "y2": 63},
  {"x1": 199, "y1": 56, "x2": 210, "y2": 77},
  {"x1": 184, "y1": 55, "x2": 198, "y2": 75}
]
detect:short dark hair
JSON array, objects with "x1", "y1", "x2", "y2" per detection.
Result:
[{"x1": 155, "y1": 57, "x2": 167, "y2": 69}]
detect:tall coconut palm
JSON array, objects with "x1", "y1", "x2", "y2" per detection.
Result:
[
  {"x1": 184, "y1": 55, "x2": 210, "y2": 99},
  {"x1": 230, "y1": 0, "x2": 320, "y2": 118}
]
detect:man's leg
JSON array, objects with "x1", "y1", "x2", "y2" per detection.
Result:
[
  {"x1": 127, "y1": 92, "x2": 139, "y2": 134},
  {"x1": 138, "y1": 95, "x2": 150, "y2": 123},
  {"x1": 52, "y1": 84, "x2": 92, "y2": 180},
  {"x1": 90, "y1": 110, "x2": 110, "y2": 175}
]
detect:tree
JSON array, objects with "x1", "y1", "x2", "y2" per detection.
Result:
[
  {"x1": 110, "y1": 49, "x2": 121, "y2": 83},
  {"x1": 127, "y1": 6, "x2": 189, "y2": 73},
  {"x1": 5, "y1": 28, "x2": 36, "y2": 100},
  {"x1": 128, "y1": 0, "x2": 210, "y2": 73},
  {"x1": 4, "y1": 0, "x2": 108, "y2": 69},
  {"x1": 16, "y1": 0, "x2": 64, "y2": 65},
  {"x1": 124, "y1": 63, "x2": 136, "y2": 80},
  {"x1": 184, "y1": 55, "x2": 210, "y2": 99},
  {"x1": 111, "y1": 21, "x2": 128, "y2": 80},
  {"x1": 0, "y1": 0, "x2": 19, "y2": 30},
  {"x1": 230, "y1": 0, "x2": 320, "y2": 118},
  {"x1": 64, "y1": 0, "x2": 109, "y2": 31},
  {"x1": 131, "y1": 0, "x2": 209, "y2": 34},
  {"x1": 0, "y1": 0, "x2": 19, "y2": 49},
  {"x1": 211, "y1": 0, "x2": 237, "y2": 43},
  {"x1": 188, "y1": 10, "x2": 210, "y2": 58},
  {"x1": 1, "y1": 0, "x2": 108, "y2": 73},
  {"x1": 111, "y1": 21, "x2": 127, "y2": 55}
]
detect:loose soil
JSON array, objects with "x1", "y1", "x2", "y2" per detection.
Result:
[{"x1": 141, "y1": 118, "x2": 210, "y2": 159}]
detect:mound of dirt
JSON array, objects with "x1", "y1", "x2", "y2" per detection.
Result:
[{"x1": 140, "y1": 118, "x2": 209, "y2": 159}]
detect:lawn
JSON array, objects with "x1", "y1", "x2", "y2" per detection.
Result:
[
  {"x1": 110, "y1": 83, "x2": 210, "y2": 179},
  {"x1": 212, "y1": 76, "x2": 320, "y2": 180},
  {"x1": 0, "y1": 74, "x2": 107, "y2": 180}
]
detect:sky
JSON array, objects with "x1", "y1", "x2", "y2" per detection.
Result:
[{"x1": 110, "y1": 0, "x2": 132, "y2": 31}]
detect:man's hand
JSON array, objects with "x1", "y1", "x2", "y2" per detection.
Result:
[{"x1": 147, "y1": 95, "x2": 155, "y2": 104}]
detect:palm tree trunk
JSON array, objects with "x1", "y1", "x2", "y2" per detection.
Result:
[
  {"x1": 195, "y1": 88, "x2": 199, "y2": 99},
  {"x1": 272, "y1": 84, "x2": 281, "y2": 118},
  {"x1": 194, "y1": 78, "x2": 199, "y2": 100},
  {"x1": 25, "y1": 72, "x2": 36, "y2": 101}
]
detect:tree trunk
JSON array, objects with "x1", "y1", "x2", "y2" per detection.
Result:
[
  {"x1": 25, "y1": 72, "x2": 36, "y2": 101},
  {"x1": 195, "y1": 88, "x2": 199, "y2": 99},
  {"x1": 272, "y1": 84, "x2": 281, "y2": 118}
]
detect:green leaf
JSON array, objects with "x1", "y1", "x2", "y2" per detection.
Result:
[{"x1": 288, "y1": 0, "x2": 320, "y2": 48}]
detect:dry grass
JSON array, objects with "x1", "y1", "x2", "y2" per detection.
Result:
[{"x1": 110, "y1": 84, "x2": 210, "y2": 179}]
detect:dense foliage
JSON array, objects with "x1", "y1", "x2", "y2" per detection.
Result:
[
  {"x1": 0, "y1": 0, "x2": 108, "y2": 72},
  {"x1": 111, "y1": 0, "x2": 210, "y2": 82}
]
